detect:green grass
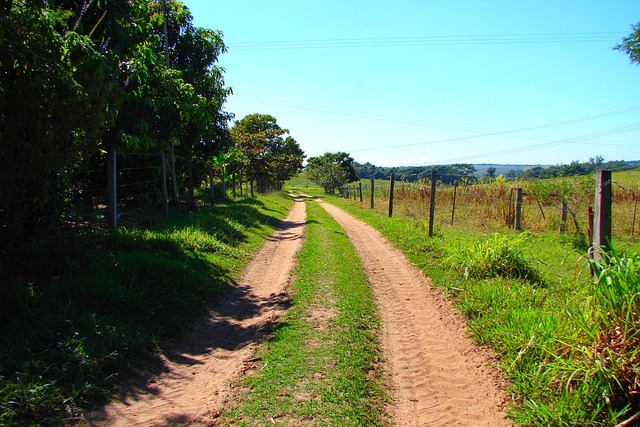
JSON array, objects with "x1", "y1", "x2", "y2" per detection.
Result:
[
  {"x1": 0, "y1": 193, "x2": 293, "y2": 426},
  {"x1": 221, "y1": 198, "x2": 389, "y2": 426},
  {"x1": 288, "y1": 180, "x2": 640, "y2": 427}
]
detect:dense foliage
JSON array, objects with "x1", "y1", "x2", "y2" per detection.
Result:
[
  {"x1": 230, "y1": 114, "x2": 305, "y2": 194},
  {"x1": 616, "y1": 22, "x2": 640, "y2": 64},
  {"x1": 306, "y1": 152, "x2": 358, "y2": 193},
  {"x1": 0, "y1": 0, "x2": 231, "y2": 255}
]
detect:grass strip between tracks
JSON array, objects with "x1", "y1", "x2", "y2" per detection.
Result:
[{"x1": 221, "y1": 199, "x2": 390, "y2": 426}]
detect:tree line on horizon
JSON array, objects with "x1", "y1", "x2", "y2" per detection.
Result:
[{"x1": 352, "y1": 157, "x2": 640, "y2": 183}]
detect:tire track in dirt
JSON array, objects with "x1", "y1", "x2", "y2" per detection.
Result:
[
  {"x1": 316, "y1": 200, "x2": 512, "y2": 427},
  {"x1": 87, "y1": 197, "x2": 306, "y2": 427}
]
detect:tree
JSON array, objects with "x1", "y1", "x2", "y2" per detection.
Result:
[
  {"x1": 231, "y1": 114, "x2": 305, "y2": 193},
  {"x1": 486, "y1": 167, "x2": 497, "y2": 179},
  {"x1": 0, "y1": 1, "x2": 114, "y2": 247},
  {"x1": 307, "y1": 162, "x2": 348, "y2": 194},
  {"x1": 307, "y1": 152, "x2": 358, "y2": 183},
  {"x1": 0, "y1": 0, "x2": 232, "y2": 249},
  {"x1": 306, "y1": 152, "x2": 356, "y2": 193},
  {"x1": 616, "y1": 23, "x2": 640, "y2": 64}
]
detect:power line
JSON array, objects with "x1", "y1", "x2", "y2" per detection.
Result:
[
  {"x1": 427, "y1": 122, "x2": 640, "y2": 165},
  {"x1": 234, "y1": 93, "x2": 640, "y2": 151},
  {"x1": 230, "y1": 32, "x2": 625, "y2": 51}
]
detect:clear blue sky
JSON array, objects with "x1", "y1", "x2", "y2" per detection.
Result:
[{"x1": 183, "y1": 0, "x2": 640, "y2": 167}]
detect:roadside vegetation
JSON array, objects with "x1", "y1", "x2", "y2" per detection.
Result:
[
  {"x1": 221, "y1": 199, "x2": 389, "y2": 426},
  {"x1": 287, "y1": 171, "x2": 640, "y2": 426},
  {"x1": 0, "y1": 193, "x2": 293, "y2": 426}
]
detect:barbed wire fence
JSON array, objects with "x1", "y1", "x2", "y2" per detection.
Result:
[{"x1": 340, "y1": 170, "x2": 630, "y2": 245}]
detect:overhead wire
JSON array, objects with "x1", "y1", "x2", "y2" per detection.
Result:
[
  {"x1": 230, "y1": 32, "x2": 625, "y2": 51},
  {"x1": 234, "y1": 93, "x2": 640, "y2": 152},
  {"x1": 228, "y1": 31, "x2": 637, "y2": 162}
]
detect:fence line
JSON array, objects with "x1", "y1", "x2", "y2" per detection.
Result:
[{"x1": 339, "y1": 170, "x2": 631, "y2": 242}]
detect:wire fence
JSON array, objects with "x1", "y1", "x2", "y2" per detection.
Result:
[
  {"x1": 340, "y1": 172, "x2": 638, "y2": 242},
  {"x1": 0, "y1": 150, "x2": 226, "y2": 259}
]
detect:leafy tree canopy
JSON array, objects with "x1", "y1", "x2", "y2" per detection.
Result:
[
  {"x1": 307, "y1": 152, "x2": 358, "y2": 183},
  {"x1": 616, "y1": 23, "x2": 640, "y2": 64},
  {"x1": 0, "y1": 0, "x2": 231, "y2": 246},
  {"x1": 306, "y1": 152, "x2": 360, "y2": 193},
  {"x1": 230, "y1": 114, "x2": 305, "y2": 192}
]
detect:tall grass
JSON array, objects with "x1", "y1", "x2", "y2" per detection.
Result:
[
  {"x1": 585, "y1": 248, "x2": 640, "y2": 414},
  {"x1": 350, "y1": 171, "x2": 640, "y2": 238},
  {"x1": 446, "y1": 232, "x2": 543, "y2": 283}
]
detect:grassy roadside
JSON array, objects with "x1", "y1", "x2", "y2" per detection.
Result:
[
  {"x1": 292, "y1": 185, "x2": 640, "y2": 427},
  {"x1": 220, "y1": 198, "x2": 390, "y2": 426},
  {"x1": 0, "y1": 193, "x2": 293, "y2": 426}
]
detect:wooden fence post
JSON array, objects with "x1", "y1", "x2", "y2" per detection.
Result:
[
  {"x1": 559, "y1": 199, "x2": 568, "y2": 234},
  {"x1": 428, "y1": 169, "x2": 436, "y2": 237},
  {"x1": 450, "y1": 182, "x2": 458, "y2": 226},
  {"x1": 507, "y1": 188, "x2": 514, "y2": 229},
  {"x1": 632, "y1": 193, "x2": 637, "y2": 237},
  {"x1": 208, "y1": 163, "x2": 215, "y2": 204},
  {"x1": 370, "y1": 178, "x2": 375, "y2": 209},
  {"x1": 388, "y1": 173, "x2": 395, "y2": 217},
  {"x1": 593, "y1": 170, "x2": 612, "y2": 259},
  {"x1": 187, "y1": 155, "x2": 195, "y2": 210},
  {"x1": 359, "y1": 182, "x2": 363, "y2": 202},
  {"x1": 514, "y1": 187, "x2": 523, "y2": 231},
  {"x1": 160, "y1": 152, "x2": 169, "y2": 217},
  {"x1": 107, "y1": 149, "x2": 117, "y2": 229}
]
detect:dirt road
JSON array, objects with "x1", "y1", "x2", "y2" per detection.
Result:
[
  {"x1": 87, "y1": 197, "x2": 307, "y2": 426},
  {"x1": 317, "y1": 200, "x2": 512, "y2": 427},
  {"x1": 88, "y1": 196, "x2": 512, "y2": 426}
]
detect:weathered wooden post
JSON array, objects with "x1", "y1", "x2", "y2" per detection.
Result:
[
  {"x1": 428, "y1": 169, "x2": 436, "y2": 237},
  {"x1": 632, "y1": 193, "x2": 637, "y2": 237},
  {"x1": 388, "y1": 173, "x2": 395, "y2": 217},
  {"x1": 450, "y1": 182, "x2": 458, "y2": 226},
  {"x1": 559, "y1": 199, "x2": 568, "y2": 234},
  {"x1": 160, "y1": 152, "x2": 169, "y2": 217},
  {"x1": 187, "y1": 154, "x2": 195, "y2": 210},
  {"x1": 359, "y1": 182, "x2": 363, "y2": 202},
  {"x1": 514, "y1": 187, "x2": 523, "y2": 231},
  {"x1": 593, "y1": 170, "x2": 612, "y2": 259},
  {"x1": 107, "y1": 149, "x2": 117, "y2": 229},
  {"x1": 507, "y1": 188, "x2": 514, "y2": 229},
  {"x1": 208, "y1": 163, "x2": 215, "y2": 204},
  {"x1": 370, "y1": 178, "x2": 375, "y2": 209}
]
